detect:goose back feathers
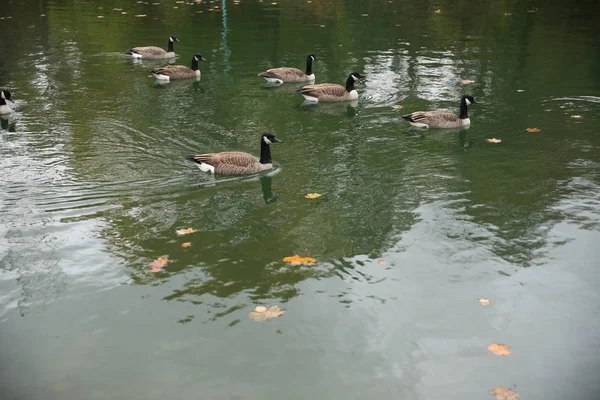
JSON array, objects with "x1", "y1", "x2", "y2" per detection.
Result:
[
  {"x1": 296, "y1": 72, "x2": 365, "y2": 102},
  {"x1": 152, "y1": 54, "x2": 206, "y2": 81},
  {"x1": 401, "y1": 95, "x2": 476, "y2": 128},
  {"x1": 188, "y1": 133, "x2": 282, "y2": 175},
  {"x1": 126, "y1": 36, "x2": 179, "y2": 59},
  {"x1": 258, "y1": 54, "x2": 317, "y2": 83}
]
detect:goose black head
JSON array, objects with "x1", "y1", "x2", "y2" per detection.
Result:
[
  {"x1": 0, "y1": 90, "x2": 11, "y2": 101},
  {"x1": 262, "y1": 133, "x2": 281, "y2": 145},
  {"x1": 193, "y1": 54, "x2": 207, "y2": 62},
  {"x1": 350, "y1": 72, "x2": 366, "y2": 81},
  {"x1": 170, "y1": 36, "x2": 180, "y2": 42},
  {"x1": 462, "y1": 95, "x2": 476, "y2": 105}
]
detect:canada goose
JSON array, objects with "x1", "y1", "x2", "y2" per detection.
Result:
[
  {"x1": 125, "y1": 35, "x2": 179, "y2": 59},
  {"x1": 0, "y1": 90, "x2": 14, "y2": 115},
  {"x1": 401, "y1": 95, "x2": 477, "y2": 128},
  {"x1": 296, "y1": 72, "x2": 365, "y2": 102},
  {"x1": 258, "y1": 54, "x2": 317, "y2": 84},
  {"x1": 151, "y1": 54, "x2": 206, "y2": 81},
  {"x1": 188, "y1": 133, "x2": 282, "y2": 175}
]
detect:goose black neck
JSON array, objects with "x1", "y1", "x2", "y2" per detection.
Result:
[
  {"x1": 459, "y1": 97, "x2": 469, "y2": 119},
  {"x1": 259, "y1": 138, "x2": 272, "y2": 164},
  {"x1": 0, "y1": 97, "x2": 5, "y2": 106},
  {"x1": 305, "y1": 57, "x2": 313, "y2": 75},
  {"x1": 190, "y1": 58, "x2": 199, "y2": 71},
  {"x1": 167, "y1": 40, "x2": 174, "y2": 53},
  {"x1": 345, "y1": 75, "x2": 355, "y2": 92}
]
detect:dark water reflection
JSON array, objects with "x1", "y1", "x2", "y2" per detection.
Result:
[{"x1": 1, "y1": 0, "x2": 600, "y2": 398}]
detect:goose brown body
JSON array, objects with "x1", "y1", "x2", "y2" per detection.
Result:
[
  {"x1": 188, "y1": 133, "x2": 281, "y2": 176},
  {"x1": 126, "y1": 36, "x2": 179, "y2": 59},
  {"x1": 152, "y1": 54, "x2": 205, "y2": 81},
  {"x1": 296, "y1": 72, "x2": 365, "y2": 102},
  {"x1": 401, "y1": 95, "x2": 476, "y2": 129},
  {"x1": 190, "y1": 152, "x2": 271, "y2": 175},
  {"x1": 258, "y1": 54, "x2": 316, "y2": 83}
]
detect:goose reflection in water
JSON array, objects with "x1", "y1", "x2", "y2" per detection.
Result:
[{"x1": 260, "y1": 175, "x2": 278, "y2": 204}]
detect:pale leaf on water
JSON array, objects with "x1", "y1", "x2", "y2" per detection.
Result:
[
  {"x1": 249, "y1": 305, "x2": 285, "y2": 321},
  {"x1": 489, "y1": 387, "x2": 519, "y2": 400},
  {"x1": 478, "y1": 298, "x2": 491, "y2": 305},
  {"x1": 487, "y1": 342, "x2": 511, "y2": 356}
]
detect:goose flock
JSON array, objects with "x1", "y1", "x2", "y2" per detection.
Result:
[{"x1": 1, "y1": 35, "x2": 478, "y2": 177}]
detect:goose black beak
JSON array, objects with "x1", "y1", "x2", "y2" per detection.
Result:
[
  {"x1": 273, "y1": 138, "x2": 282, "y2": 143},
  {"x1": 200, "y1": 56, "x2": 207, "y2": 61}
]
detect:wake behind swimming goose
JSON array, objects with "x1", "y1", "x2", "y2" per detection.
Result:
[
  {"x1": 152, "y1": 54, "x2": 206, "y2": 81},
  {"x1": 125, "y1": 35, "x2": 179, "y2": 59},
  {"x1": 296, "y1": 72, "x2": 365, "y2": 102},
  {"x1": 188, "y1": 133, "x2": 282, "y2": 175},
  {"x1": 401, "y1": 95, "x2": 477, "y2": 129},
  {"x1": 258, "y1": 54, "x2": 317, "y2": 84}
]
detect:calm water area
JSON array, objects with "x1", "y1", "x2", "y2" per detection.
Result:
[{"x1": 1, "y1": 0, "x2": 600, "y2": 398}]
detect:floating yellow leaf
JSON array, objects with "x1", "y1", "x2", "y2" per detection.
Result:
[
  {"x1": 392, "y1": 105, "x2": 404, "y2": 109},
  {"x1": 504, "y1": 12, "x2": 512, "y2": 16},
  {"x1": 249, "y1": 305, "x2": 285, "y2": 321},
  {"x1": 283, "y1": 255, "x2": 317, "y2": 265},
  {"x1": 176, "y1": 227, "x2": 196, "y2": 235},
  {"x1": 434, "y1": 9, "x2": 441, "y2": 14},
  {"x1": 149, "y1": 257, "x2": 169, "y2": 273},
  {"x1": 570, "y1": 115, "x2": 582, "y2": 119},
  {"x1": 527, "y1": 9, "x2": 536, "y2": 13},
  {"x1": 489, "y1": 387, "x2": 520, "y2": 400},
  {"x1": 461, "y1": 79, "x2": 475, "y2": 84},
  {"x1": 395, "y1": 23, "x2": 401, "y2": 27},
  {"x1": 526, "y1": 127, "x2": 541, "y2": 133},
  {"x1": 320, "y1": 24, "x2": 326, "y2": 28},
  {"x1": 361, "y1": 13, "x2": 369, "y2": 17},
  {"x1": 305, "y1": 193, "x2": 322, "y2": 199},
  {"x1": 181, "y1": 242, "x2": 192, "y2": 248},
  {"x1": 487, "y1": 342, "x2": 511, "y2": 356},
  {"x1": 479, "y1": 298, "x2": 491, "y2": 305},
  {"x1": 487, "y1": 138, "x2": 502, "y2": 143}
]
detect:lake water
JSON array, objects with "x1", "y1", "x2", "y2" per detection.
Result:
[{"x1": 1, "y1": 0, "x2": 600, "y2": 399}]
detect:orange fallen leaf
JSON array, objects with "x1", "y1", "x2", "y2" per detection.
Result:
[
  {"x1": 526, "y1": 127, "x2": 541, "y2": 133},
  {"x1": 149, "y1": 257, "x2": 169, "y2": 272},
  {"x1": 489, "y1": 387, "x2": 519, "y2": 400},
  {"x1": 434, "y1": 9, "x2": 441, "y2": 14},
  {"x1": 283, "y1": 255, "x2": 317, "y2": 265},
  {"x1": 570, "y1": 115, "x2": 582, "y2": 119},
  {"x1": 176, "y1": 227, "x2": 196, "y2": 235},
  {"x1": 479, "y1": 298, "x2": 491, "y2": 305},
  {"x1": 487, "y1": 342, "x2": 511, "y2": 356},
  {"x1": 487, "y1": 138, "x2": 502, "y2": 143},
  {"x1": 392, "y1": 105, "x2": 404, "y2": 109},
  {"x1": 249, "y1": 305, "x2": 285, "y2": 321},
  {"x1": 461, "y1": 79, "x2": 475, "y2": 84},
  {"x1": 395, "y1": 24, "x2": 401, "y2": 27},
  {"x1": 181, "y1": 242, "x2": 192, "y2": 248},
  {"x1": 305, "y1": 193, "x2": 322, "y2": 199},
  {"x1": 377, "y1": 259, "x2": 385, "y2": 264}
]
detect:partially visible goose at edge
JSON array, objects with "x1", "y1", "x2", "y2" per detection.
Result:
[
  {"x1": 258, "y1": 54, "x2": 317, "y2": 84},
  {"x1": 152, "y1": 54, "x2": 206, "y2": 81},
  {"x1": 0, "y1": 89, "x2": 14, "y2": 115},
  {"x1": 296, "y1": 72, "x2": 365, "y2": 102},
  {"x1": 188, "y1": 133, "x2": 282, "y2": 175},
  {"x1": 401, "y1": 95, "x2": 477, "y2": 128},
  {"x1": 125, "y1": 35, "x2": 179, "y2": 59}
]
